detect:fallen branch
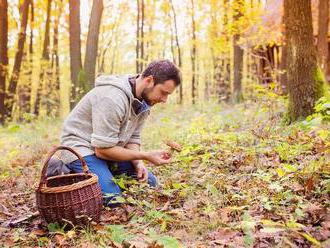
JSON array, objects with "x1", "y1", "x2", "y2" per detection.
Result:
[{"x1": 5, "y1": 211, "x2": 39, "y2": 227}]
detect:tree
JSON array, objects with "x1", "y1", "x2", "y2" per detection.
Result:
[
  {"x1": 284, "y1": 0, "x2": 327, "y2": 122},
  {"x1": 69, "y1": 0, "x2": 83, "y2": 109},
  {"x1": 208, "y1": 0, "x2": 231, "y2": 103},
  {"x1": 190, "y1": 0, "x2": 197, "y2": 104},
  {"x1": 6, "y1": 0, "x2": 30, "y2": 119},
  {"x1": 317, "y1": 0, "x2": 329, "y2": 76},
  {"x1": 232, "y1": 0, "x2": 244, "y2": 103},
  {"x1": 169, "y1": 0, "x2": 183, "y2": 104},
  {"x1": 84, "y1": 0, "x2": 103, "y2": 88},
  {"x1": 0, "y1": 0, "x2": 8, "y2": 124},
  {"x1": 48, "y1": 0, "x2": 63, "y2": 116},
  {"x1": 34, "y1": 0, "x2": 52, "y2": 115},
  {"x1": 280, "y1": 15, "x2": 288, "y2": 94},
  {"x1": 136, "y1": 0, "x2": 145, "y2": 73}
]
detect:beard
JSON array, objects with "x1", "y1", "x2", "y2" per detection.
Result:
[{"x1": 141, "y1": 88, "x2": 154, "y2": 106}]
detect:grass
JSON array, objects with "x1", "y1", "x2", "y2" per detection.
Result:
[{"x1": 0, "y1": 95, "x2": 329, "y2": 247}]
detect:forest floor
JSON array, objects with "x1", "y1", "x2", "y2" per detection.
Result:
[{"x1": 0, "y1": 94, "x2": 329, "y2": 247}]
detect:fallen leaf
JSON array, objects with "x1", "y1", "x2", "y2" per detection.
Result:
[
  {"x1": 31, "y1": 229, "x2": 47, "y2": 236},
  {"x1": 208, "y1": 228, "x2": 239, "y2": 242},
  {"x1": 161, "y1": 201, "x2": 170, "y2": 211},
  {"x1": 54, "y1": 234, "x2": 65, "y2": 246},
  {"x1": 305, "y1": 177, "x2": 315, "y2": 192}
]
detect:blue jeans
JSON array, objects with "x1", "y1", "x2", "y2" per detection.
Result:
[{"x1": 67, "y1": 155, "x2": 157, "y2": 206}]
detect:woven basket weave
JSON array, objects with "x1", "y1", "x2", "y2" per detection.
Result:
[{"x1": 36, "y1": 146, "x2": 102, "y2": 226}]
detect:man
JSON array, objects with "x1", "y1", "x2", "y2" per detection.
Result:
[{"x1": 60, "y1": 60, "x2": 181, "y2": 206}]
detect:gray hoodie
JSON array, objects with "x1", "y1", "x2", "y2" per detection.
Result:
[{"x1": 60, "y1": 75, "x2": 150, "y2": 164}]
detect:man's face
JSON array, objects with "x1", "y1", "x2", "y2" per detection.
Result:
[{"x1": 142, "y1": 78, "x2": 177, "y2": 106}]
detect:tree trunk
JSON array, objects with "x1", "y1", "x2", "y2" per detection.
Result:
[
  {"x1": 34, "y1": 0, "x2": 51, "y2": 115},
  {"x1": 17, "y1": 0, "x2": 34, "y2": 117},
  {"x1": 42, "y1": 0, "x2": 51, "y2": 60},
  {"x1": 232, "y1": 0, "x2": 244, "y2": 103},
  {"x1": 136, "y1": 0, "x2": 140, "y2": 73},
  {"x1": 0, "y1": 0, "x2": 8, "y2": 124},
  {"x1": 169, "y1": 0, "x2": 183, "y2": 104},
  {"x1": 190, "y1": 0, "x2": 197, "y2": 104},
  {"x1": 233, "y1": 35, "x2": 244, "y2": 103},
  {"x1": 69, "y1": 0, "x2": 82, "y2": 109},
  {"x1": 84, "y1": 0, "x2": 103, "y2": 88},
  {"x1": 222, "y1": 0, "x2": 231, "y2": 102},
  {"x1": 6, "y1": 0, "x2": 30, "y2": 119},
  {"x1": 18, "y1": 0, "x2": 34, "y2": 118},
  {"x1": 280, "y1": 41, "x2": 288, "y2": 94},
  {"x1": 284, "y1": 0, "x2": 327, "y2": 122},
  {"x1": 47, "y1": 0, "x2": 62, "y2": 116},
  {"x1": 317, "y1": 0, "x2": 329, "y2": 76},
  {"x1": 29, "y1": 0, "x2": 34, "y2": 55},
  {"x1": 27, "y1": 0, "x2": 34, "y2": 111},
  {"x1": 140, "y1": 0, "x2": 144, "y2": 71},
  {"x1": 136, "y1": 0, "x2": 145, "y2": 73}
]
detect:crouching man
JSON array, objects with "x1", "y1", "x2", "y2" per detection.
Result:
[{"x1": 60, "y1": 60, "x2": 182, "y2": 206}]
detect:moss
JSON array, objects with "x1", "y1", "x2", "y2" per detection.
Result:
[{"x1": 313, "y1": 66, "x2": 329, "y2": 99}]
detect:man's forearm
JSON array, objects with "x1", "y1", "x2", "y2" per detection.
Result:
[
  {"x1": 95, "y1": 146, "x2": 146, "y2": 162},
  {"x1": 125, "y1": 143, "x2": 141, "y2": 166}
]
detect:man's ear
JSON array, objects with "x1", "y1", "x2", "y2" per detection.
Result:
[{"x1": 145, "y1": 76, "x2": 154, "y2": 87}]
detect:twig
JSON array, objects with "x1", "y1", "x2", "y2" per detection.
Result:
[{"x1": 5, "y1": 211, "x2": 39, "y2": 227}]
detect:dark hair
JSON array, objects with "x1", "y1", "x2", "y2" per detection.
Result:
[{"x1": 141, "y1": 59, "x2": 181, "y2": 86}]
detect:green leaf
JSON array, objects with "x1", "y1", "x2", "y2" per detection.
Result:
[
  {"x1": 8, "y1": 124, "x2": 20, "y2": 133},
  {"x1": 295, "y1": 208, "x2": 304, "y2": 217},
  {"x1": 149, "y1": 231, "x2": 181, "y2": 248},
  {"x1": 283, "y1": 164, "x2": 297, "y2": 173},
  {"x1": 107, "y1": 225, "x2": 132, "y2": 244},
  {"x1": 276, "y1": 168, "x2": 286, "y2": 177}
]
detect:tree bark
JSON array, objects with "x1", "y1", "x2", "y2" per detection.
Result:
[
  {"x1": 18, "y1": 0, "x2": 34, "y2": 118},
  {"x1": 69, "y1": 0, "x2": 82, "y2": 109},
  {"x1": 284, "y1": 0, "x2": 327, "y2": 122},
  {"x1": 190, "y1": 0, "x2": 197, "y2": 104},
  {"x1": 140, "y1": 0, "x2": 144, "y2": 71},
  {"x1": 0, "y1": 0, "x2": 8, "y2": 124},
  {"x1": 29, "y1": 0, "x2": 34, "y2": 55},
  {"x1": 232, "y1": 0, "x2": 244, "y2": 103},
  {"x1": 317, "y1": 0, "x2": 329, "y2": 76},
  {"x1": 48, "y1": 0, "x2": 62, "y2": 116},
  {"x1": 84, "y1": 0, "x2": 103, "y2": 88},
  {"x1": 34, "y1": 0, "x2": 52, "y2": 115},
  {"x1": 280, "y1": 41, "x2": 288, "y2": 94},
  {"x1": 169, "y1": 0, "x2": 183, "y2": 104},
  {"x1": 136, "y1": 0, "x2": 140, "y2": 73},
  {"x1": 42, "y1": 0, "x2": 51, "y2": 60},
  {"x1": 6, "y1": 0, "x2": 30, "y2": 119}
]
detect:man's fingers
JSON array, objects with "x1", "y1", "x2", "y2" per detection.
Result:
[
  {"x1": 137, "y1": 168, "x2": 143, "y2": 178},
  {"x1": 142, "y1": 170, "x2": 148, "y2": 182}
]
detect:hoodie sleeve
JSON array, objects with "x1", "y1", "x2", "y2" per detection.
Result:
[{"x1": 91, "y1": 94, "x2": 127, "y2": 148}]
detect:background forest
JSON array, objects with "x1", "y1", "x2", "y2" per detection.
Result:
[{"x1": 0, "y1": 0, "x2": 329, "y2": 247}]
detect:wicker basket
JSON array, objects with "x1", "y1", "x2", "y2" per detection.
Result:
[{"x1": 36, "y1": 146, "x2": 103, "y2": 226}]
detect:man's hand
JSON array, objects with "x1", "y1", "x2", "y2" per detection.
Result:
[
  {"x1": 133, "y1": 161, "x2": 148, "y2": 182},
  {"x1": 145, "y1": 150, "x2": 172, "y2": 166}
]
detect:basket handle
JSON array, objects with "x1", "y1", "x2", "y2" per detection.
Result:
[{"x1": 39, "y1": 146, "x2": 89, "y2": 188}]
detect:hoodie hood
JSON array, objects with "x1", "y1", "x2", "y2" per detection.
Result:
[
  {"x1": 95, "y1": 74, "x2": 150, "y2": 116},
  {"x1": 95, "y1": 74, "x2": 134, "y2": 100}
]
